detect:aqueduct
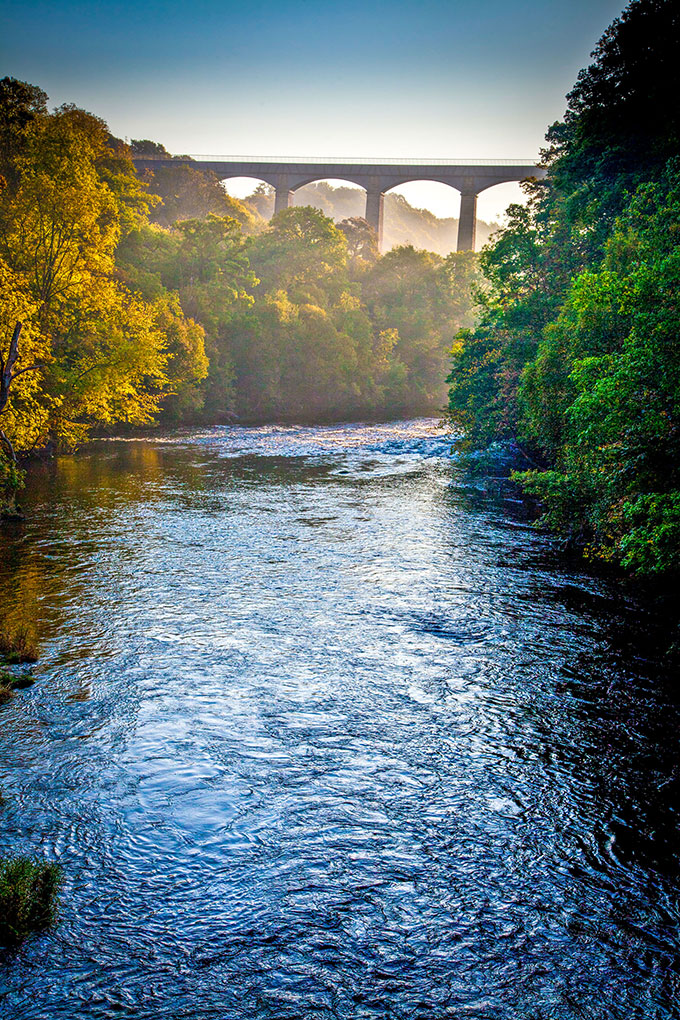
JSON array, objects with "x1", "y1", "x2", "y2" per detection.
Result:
[{"x1": 132, "y1": 156, "x2": 546, "y2": 251}]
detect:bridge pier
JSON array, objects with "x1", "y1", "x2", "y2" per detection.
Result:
[
  {"x1": 457, "y1": 192, "x2": 478, "y2": 251},
  {"x1": 274, "y1": 183, "x2": 292, "y2": 216},
  {"x1": 365, "y1": 188, "x2": 385, "y2": 250}
]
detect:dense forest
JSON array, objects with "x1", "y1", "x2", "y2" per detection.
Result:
[
  {"x1": 0, "y1": 86, "x2": 479, "y2": 511},
  {"x1": 447, "y1": 0, "x2": 680, "y2": 576}
]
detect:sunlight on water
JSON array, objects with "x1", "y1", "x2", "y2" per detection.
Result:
[{"x1": 108, "y1": 417, "x2": 455, "y2": 461}]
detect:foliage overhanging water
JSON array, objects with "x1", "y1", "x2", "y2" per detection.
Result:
[{"x1": 0, "y1": 419, "x2": 678, "y2": 1019}]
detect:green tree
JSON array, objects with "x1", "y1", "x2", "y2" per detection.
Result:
[
  {"x1": 0, "y1": 77, "x2": 48, "y2": 184},
  {"x1": 447, "y1": 0, "x2": 680, "y2": 575},
  {"x1": 368, "y1": 245, "x2": 480, "y2": 414},
  {"x1": 249, "y1": 206, "x2": 348, "y2": 297},
  {"x1": 520, "y1": 168, "x2": 680, "y2": 572}
]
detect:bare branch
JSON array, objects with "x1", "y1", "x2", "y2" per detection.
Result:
[
  {"x1": 12, "y1": 363, "x2": 43, "y2": 379},
  {"x1": 0, "y1": 428, "x2": 16, "y2": 464}
]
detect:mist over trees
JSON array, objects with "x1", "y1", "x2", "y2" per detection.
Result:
[
  {"x1": 118, "y1": 203, "x2": 480, "y2": 423},
  {"x1": 243, "y1": 180, "x2": 500, "y2": 255},
  {"x1": 129, "y1": 140, "x2": 261, "y2": 231},
  {"x1": 0, "y1": 82, "x2": 481, "y2": 509},
  {"x1": 447, "y1": 0, "x2": 680, "y2": 576}
]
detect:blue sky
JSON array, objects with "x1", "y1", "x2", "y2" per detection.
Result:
[{"x1": 2, "y1": 0, "x2": 626, "y2": 221}]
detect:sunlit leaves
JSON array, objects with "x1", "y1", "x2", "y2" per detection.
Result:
[
  {"x1": 0, "y1": 93, "x2": 206, "y2": 455},
  {"x1": 0, "y1": 258, "x2": 51, "y2": 454}
]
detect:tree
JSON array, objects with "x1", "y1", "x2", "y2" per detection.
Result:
[
  {"x1": 117, "y1": 213, "x2": 257, "y2": 422},
  {"x1": 242, "y1": 182, "x2": 274, "y2": 220},
  {"x1": 249, "y1": 206, "x2": 348, "y2": 297},
  {"x1": 520, "y1": 168, "x2": 680, "y2": 572},
  {"x1": 141, "y1": 159, "x2": 261, "y2": 231},
  {"x1": 0, "y1": 259, "x2": 50, "y2": 508},
  {"x1": 365, "y1": 245, "x2": 470, "y2": 413},
  {"x1": 548, "y1": 0, "x2": 680, "y2": 239},
  {"x1": 0, "y1": 77, "x2": 48, "y2": 184},
  {"x1": 0, "y1": 97, "x2": 206, "y2": 450},
  {"x1": 338, "y1": 217, "x2": 379, "y2": 267}
]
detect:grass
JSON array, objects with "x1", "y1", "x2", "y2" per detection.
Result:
[
  {"x1": 0, "y1": 669, "x2": 34, "y2": 702},
  {"x1": 0, "y1": 857, "x2": 62, "y2": 947},
  {"x1": 0, "y1": 626, "x2": 38, "y2": 664},
  {"x1": 0, "y1": 670, "x2": 15, "y2": 703}
]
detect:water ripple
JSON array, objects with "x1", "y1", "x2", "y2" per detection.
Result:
[{"x1": 0, "y1": 419, "x2": 678, "y2": 1019}]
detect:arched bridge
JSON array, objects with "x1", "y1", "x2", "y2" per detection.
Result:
[{"x1": 132, "y1": 156, "x2": 546, "y2": 251}]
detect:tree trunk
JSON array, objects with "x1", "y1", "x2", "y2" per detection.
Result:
[
  {"x1": 0, "y1": 322, "x2": 22, "y2": 417},
  {"x1": 0, "y1": 322, "x2": 22, "y2": 467}
]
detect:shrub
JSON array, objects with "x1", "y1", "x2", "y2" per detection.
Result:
[
  {"x1": 0, "y1": 626, "x2": 38, "y2": 664},
  {"x1": 0, "y1": 857, "x2": 62, "y2": 946},
  {"x1": 0, "y1": 673, "x2": 13, "y2": 702},
  {"x1": 0, "y1": 669, "x2": 34, "y2": 701},
  {"x1": 620, "y1": 493, "x2": 680, "y2": 575}
]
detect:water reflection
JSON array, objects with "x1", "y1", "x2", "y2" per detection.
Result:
[{"x1": 0, "y1": 419, "x2": 678, "y2": 1019}]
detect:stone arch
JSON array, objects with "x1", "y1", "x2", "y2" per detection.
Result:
[
  {"x1": 289, "y1": 174, "x2": 369, "y2": 193},
  {"x1": 218, "y1": 175, "x2": 275, "y2": 219},
  {"x1": 288, "y1": 178, "x2": 367, "y2": 223},
  {"x1": 380, "y1": 179, "x2": 462, "y2": 252},
  {"x1": 212, "y1": 170, "x2": 281, "y2": 190},
  {"x1": 475, "y1": 180, "x2": 527, "y2": 228}
]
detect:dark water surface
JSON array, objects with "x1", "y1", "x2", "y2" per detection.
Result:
[{"x1": 0, "y1": 419, "x2": 679, "y2": 1019}]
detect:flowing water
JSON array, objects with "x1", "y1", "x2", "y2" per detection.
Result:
[{"x1": 0, "y1": 418, "x2": 678, "y2": 1019}]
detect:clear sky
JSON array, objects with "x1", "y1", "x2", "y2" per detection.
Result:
[{"x1": 2, "y1": 0, "x2": 626, "y2": 222}]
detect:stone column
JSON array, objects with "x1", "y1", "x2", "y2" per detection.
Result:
[
  {"x1": 457, "y1": 192, "x2": 478, "y2": 251},
  {"x1": 365, "y1": 188, "x2": 385, "y2": 250},
  {"x1": 274, "y1": 182, "x2": 292, "y2": 216}
]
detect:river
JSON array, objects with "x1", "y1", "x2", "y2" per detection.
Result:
[{"x1": 0, "y1": 418, "x2": 678, "y2": 1019}]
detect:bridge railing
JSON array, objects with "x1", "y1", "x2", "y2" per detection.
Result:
[{"x1": 132, "y1": 154, "x2": 541, "y2": 167}]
